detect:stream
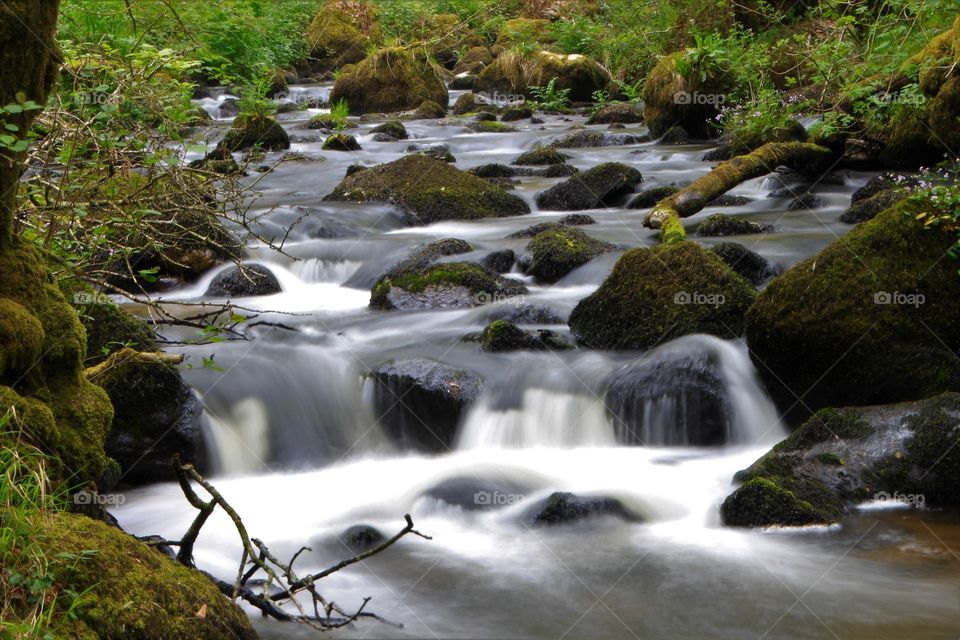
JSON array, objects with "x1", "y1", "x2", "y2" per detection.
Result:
[{"x1": 114, "y1": 84, "x2": 960, "y2": 639}]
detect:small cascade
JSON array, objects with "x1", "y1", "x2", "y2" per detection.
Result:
[
  {"x1": 290, "y1": 258, "x2": 362, "y2": 283},
  {"x1": 605, "y1": 334, "x2": 784, "y2": 447},
  {"x1": 203, "y1": 397, "x2": 271, "y2": 475}
]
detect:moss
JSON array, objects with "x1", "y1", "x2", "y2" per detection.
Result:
[
  {"x1": 305, "y1": 6, "x2": 379, "y2": 73},
  {"x1": 220, "y1": 114, "x2": 290, "y2": 152},
  {"x1": 370, "y1": 120, "x2": 408, "y2": 139},
  {"x1": 0, "y1": 297, "x2": 44, "y2": 378},
  {"x1": 480, "y1": 320, "x2": 544, "y2": 352},
  {"x1": 0, "y1": 241, "x2": 114, "y2": 485},
  {"x1": 776, "y1": 408, "x2": 873, "y2": 452},
  {"x1": 641, "y1": 52, "x2": 731, "y2": 138},
  {"x1": 728, "y1": 119, "x2": 807, "y2": 155},
  {"x1": 513, "y1": 148, "x2": 569, "y2": 166},
  {"x1": 329, "y1": 47, "x2": 448, "y2": 115},
  {"x1": 534, "y1": 162, "x2": 642, "y2": 210},
  {"x1": 745, "y1": 201, "x2": 960, "y2": 416},
  {"x1": 527, "y1": 227, "x2": 615, "y2": 282},
  {"x1": 413, "y1": 100, "x2": 447, "y2": 119},
  {"x1": 568, "y1": 241, "x2": 756, "y2": 349},
  {"x1": 452, "y1": 92, "x2": 499, "y2": 116},
  {"x1": 307, "y1": 114, "x2": 357, "y2": 130},
  {"x1": 35, "y1": 512, "x2": 256, "y2": 639},
  {"x1": 495, "y1": 19, "x2": 555, "y2": 49},
  {"x1": 899, "y1": 392, "x2": 960, "y2": 503},
  {"x1": 324, "y1": 154, "x2": 530, "y2": 225},
  {"x1": 696, "y1": 213, "x2": 772, "y2": 237},
  {"x1": 371, "y1": 261, "x2": 526, "y2": 310},
  {"x1": 721, "y1": 477, "x2": 842, "y2": 527},
  {"x1": 322, "y1": 132, "x2": 361, "y2": 151},
  {"x1": 475, "y1": 51, "x2": 611, "y2": 102},
  {"x1": 659, "y1": 214, "x2": 687, "y2": 244}
]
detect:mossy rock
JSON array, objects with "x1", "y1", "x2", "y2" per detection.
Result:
[
  {"x1": 35, "y1": 512, "x2": 256, "y2": 639},
  {"x1": 405, "y1": 142, "x2": 456, "y2": 163},
  {"x1": 480, "y1": 320, "x2": 547, "y2": 351},
  {"x1": 696, "y1": 213, "x2": 773, "y2": 237},
  {"x1": 323, "y1": 132, "x2": 361, "y2": 151},
  {"x1": 370, "y1": 120, "x2": 408, "y2": 139},
  {"x1": 512, "y1": 147, "x2": 569, "y2": 166},
  {"x1": 371, "y1": 261, "x2": 526, "y2": 311},
  {"x1": 305, "y1": 5, "x2": 379, "y2": 73},
  {"x1": 526, "y1": 227, "x2": 615, "y2": 282},
  {"x1": 627, "y1": 185, "x2": 679, "y2": 209},
  {"x1": 0, "y1": 242, "x2": 114, "y2": 485},
  {"x1": 710, "y1": 242, "x2": 780, "y2": 287},
  {"x1": 307, "y1": 113, "x2": 358, "y2": 130},
  {"x1": 452, "y1": 92, "x2": 500, "y2": 116},
  {"x1": 455, "y1": 46, "x2": 493, "y2": 75},
  {"x1": 476, "y1": 51, "x2": 611, "y2": 102},
  {"x1": 721, "y1": 477, "x2": 841, "y2": 527},
  {"x1": 569, "y1": 241, "x2": 756, "y2": 350},
  {"x1": 495, "y1": 18, "x2": 555, "y2": 49},
  {"x1": 329, "y1": 47, "x2": 448, "y2": 115},
  {"x1": 412, "y1": 100, "x2": 447, "y2": 119},
  {"x1": 323, "y1": 155, "x2": 530, "y2": 225},
  {"x1": 587, "y1": 102, "x2": 644, "y2": 125},
  {"x1": 547, "y1": 130, "x2": 644, "y2": 149},
  {"x1": 220, "y1": 114, "x2": 290, "y2": 152},
  {"x1": 641, "y1": 52, "x2": 731, "y2": 138},
  {"x1": 745, "y1": 201, "x2": 960, "y2": 418},
  {"x1": 467, "y1": 119, "x2": 516, "y2": 133},
  {"x1": 501, "y1": 105, "x2": 533, "y2": 121},
  {"x1": 535, "y1": 162, "x2": 642, "y2": 210}
]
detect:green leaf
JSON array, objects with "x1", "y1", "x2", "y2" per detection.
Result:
[{"x1": 4, "y1": 123, "x2": 18, "y2": 132}]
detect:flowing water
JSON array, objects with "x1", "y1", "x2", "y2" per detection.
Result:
[{"x1": 114, "y1": 84, "x2": 960, "y2": 638}]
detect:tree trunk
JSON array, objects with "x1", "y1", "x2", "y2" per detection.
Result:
[
  {"x1": 0, "y1": 0, "x2": 62, "y2": 251},
  {"x1": 644, "y1": 142, "x2": 836, "y2": 243}
]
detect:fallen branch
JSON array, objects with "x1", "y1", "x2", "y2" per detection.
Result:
[
  {"x1": 84, "y1": 348, "x2": 184, "y2": 380},
  {"x1": 168, "y1": 460, "x2": 428, "y2": 631},
  {"x1": 643, "y1": 142, "x2": 837, "y2": 243}
]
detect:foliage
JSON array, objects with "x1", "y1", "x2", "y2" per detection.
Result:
[
  {"x1": 903, "y1": 164, "x2": 960, "y2": 269},
  {"x1": 237, "y1": 80, "x2": 278, "y2": 119},
  {"x1": 676, "y1": 33, "x2": 730, "y2": 83},
  {"x1": 718, "y1": 87, "x2": 805, "y2": 151},
  {"x1": 329, "y1": 98, "x2": 351, "y2": 133},
  {"x1": 528, "y1": 77, "x2": 572, "y2": 111}
]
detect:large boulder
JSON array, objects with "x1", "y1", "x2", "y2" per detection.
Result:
[
  {"x1": 324, "y1": 155, "x2": 530, "y2": 225},
  {"x1": 569, "y1": 242, "x2": 756, "y2": 349},
  {"x1": 370, "y1": 359, "x2": 484, "y2": 451},
  {"x1": 526, "y1": 227, "x2": 616, "y2": 282},
  {"x1": 587, "y1": 102, "x2": 644, "y2": 125},
  {"x1": 329, "y1": 47, "x2": 448, "y2": 115},
  {"x1": 89, "y1": 348, "x2": 205, "y2": 486},
  {"x1": 535, "y1": 162, "x2": 642, "y2": 210},
  {"x1": 721, "y1": 393, "x2": 960, "y2": 527},
  {"x1": 605, "y1": 350, "x2": 731, "y2": 446},
  {"x1": 745, "y1": 202, "x2": 960, "y2": 419},
  {"x1": 641, "y1": 52, "x2": 731, "y2": 138},
  {"x1": 475, "y1": 51, "x2": 611, "y2": 102},
  {"x1": 305, "y1": 5, "x2": 379, "y2": 73}
]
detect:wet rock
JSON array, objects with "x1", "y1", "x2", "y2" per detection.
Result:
[
  {"x1": 841, "y1": 173, "x2": 914, "y2": 224},
  {"x1": 479, "y1": 320, "x2": 574, "y2": 352},
  {"x1": 557, "y1": 214, "x2": 596, "y2": 226},
  {"x1": 466, "y1": 120, "x2": 516, "y2": 133},
  {"x1": 486, "y1": 304, "x2": 563, "y2": 325},
  {"x1": 452, "y1": 92, "x2": 500, "y2": 115},
  {"x1": 329, "y1": 48, "x2": 448, "y2": 115},
  {"x1": 696, "y1": 213, "x2": 773, "y2": 237},
  {"x1": 526, "y1": 227, "x2": 616, "y2": 282},
  {"x1": 307, "y1": 114, "x2": 358, "y2": 131},
  {"x1": 449, "y1": 73, "x2": 478, "y2": 90},
  {"x1": 480, "y1": 249, "x2": 516, "y2": 273},
  {"x1": 586, "y1": 103, "x2": 644, "y2": 125},
  {"x1": 371, "y1": 133, "x2": 398, "y2": 142},
  {"x1": 627, "y1": 186, "x2": 679, "y2": 209},
  {"x1": 405, "y1": 142, "x2": 456, "y2": 163},
  {"x1": 708, "y1": 194, "x2": 752, "y2": 207},
  {"x1": 218, "y1": 97, "x2": 240, "y2": 118},
  {"x1": 205, "y1": 264, "x2": 282, "y2": 297},
  {"x1": 659, "y1": 125, "x2": 690, "y2": 144},
  {"x1": 423, "y1": 476, "x2": 530, "y2": 511},
  {"x1": 535, "y1": 162, "x2": 642, "y2": 210},
  {"x1": 370, "y1": 120, "x2": 409, "y2": 140},
  {"x1": 345, "y1": 163, "x2": 369, "y2": 177},
  {"x1": 710, "y1": 242, "x2": 781, "y2": 287},
  {"x1": 527, "y1": 492, "x2": 636, "y2": 526},
  {"x1": 218, "y1": 115, "x2": 290, "y2": 152},
  {"x1": 325, "y1": 155, "x2": 529, "y2": 225},
  {"x1": 476, "y1": 51, "x2": 610, "y2": 102},
  {"x1": 548, "y1": 130, "x2": 645, "y2": 149},
  {"x1": 569, "y1": 242, "x2": 756, "y2": 350},
  {"x1": 322, "y1": 133, "x2": 361, "y2": 151},
  {"x1": 786, "y1": 192, "x2": 821, "y2": 210},
  {"x1": 512, "y1": 147, "x2": 569, "y2": 166},
  {"x1": 371, "y1": 359, "x2": 484, "y2": 451},
  {"x1": 339, "y1": 525, "x2": 385, "y2": 552},
  {"x1": 721, "y1": 393, "x2": 960, "y2": 527},
  {"x1": 501, "y1": 105, "x2": 533, "y2": 121},
  {"x1": 469, "y1": 163, "x2": 577, "y2": 179},
  {"x1": 92, "y1": 349, "x2": 205, "y2": 486},
  {"x1": 605, "y1": 351, "x2": 730, "y2": 446}
]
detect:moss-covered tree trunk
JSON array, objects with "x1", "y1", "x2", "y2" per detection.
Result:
[{"x1": 0, "y1": 0, "x2": 62, "y2": 250}]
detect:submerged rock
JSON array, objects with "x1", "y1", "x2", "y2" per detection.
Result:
[
  {"x1": 478, "y1": 320, "x2": 573, "y2": 352},
  {"x1": 480, "y1": 249, "x2": 516, "y2": 273},
  {"x1": 526, "y1": 227, "x2": 616, "y2": 282},
  {"x1": 205, "y1": 264, "x2": 281, "y2": 297},
  {"x1": 324, "y1": 155, "x2": 529, "y2": 225},
  {"x1": 485, "y1": 304, "x2": 563, "y2": 325},
  {"x1": 526, "y1": 492, "x2": 636, "y2": 526},
  {"x1": 371, "y1": 359, "x2": 484, "y2": 451},
  {"x1": 535, "y1": 162, "x2": 642, "y2": 210},
  {"x1": 423, "y1": 476, "x2": 530, "y2": 510},
  {"x1": 548, "y1": 130, "x2": 644, "y2": 149},
  {"x1": 340, "y1": 525, "x2": 385, "y2": 552},
  {"x1": 696, "y1": 213, "x2": 773, "y2": 237},
  {"x1": 569, "y1": 242, "x2": 756, "y2": 350}
]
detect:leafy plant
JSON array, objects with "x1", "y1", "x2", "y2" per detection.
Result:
[
  {"x1": 903, "y1": 164, "x2": 960, "y2": 270},
  {"x1": 329, "y1": 98, "x2": 351, "y2": 133},
  {"x1": 676, "y1": 32, "x2": 730, "y2": 83},
  {"x1": 237, "y1": 80, "x2": 278, "y2": 119},
  {"x1": 528, "y1": 78, "x2": 571, "y2": 112}
]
